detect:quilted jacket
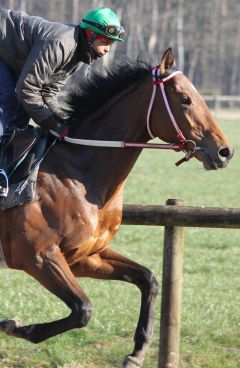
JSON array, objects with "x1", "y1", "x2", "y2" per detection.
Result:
[{"x1": 0, "y1": 9, "x2": 94, "y2": 123}]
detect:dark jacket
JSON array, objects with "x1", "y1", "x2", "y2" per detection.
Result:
[{"x1": 0, "y1": 9, "x2": 94, "y2": 123}]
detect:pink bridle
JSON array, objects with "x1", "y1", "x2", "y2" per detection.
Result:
[
  {"x1": 146, "y1": 66, "x2": 199, "y2": 165},
  {"x1": 147, "y1": 68, "x2": 185, "y2": 142}
]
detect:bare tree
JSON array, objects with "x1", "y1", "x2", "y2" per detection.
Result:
[
  {"x1": 0, "y1": 0, "x2": 239, "y2": 94},
  {"x1": 177, "y1": 0, "x2": 184, "y2": 71},
  {"x1": 148, "y1": 0, "x2": 159, "y2": 57}
]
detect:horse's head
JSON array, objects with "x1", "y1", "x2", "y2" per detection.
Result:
[{"x1": 150, "y1": 48, "x2": 233, "y2": 170}]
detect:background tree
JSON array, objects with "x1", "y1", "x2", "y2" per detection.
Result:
[{"x1": 0, "y1": 0, "x2": 239, "y2": 95}]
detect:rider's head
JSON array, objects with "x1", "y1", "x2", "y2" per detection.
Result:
[{"x1": 80, "y1": 8, "x2": 124, "y2": 57}]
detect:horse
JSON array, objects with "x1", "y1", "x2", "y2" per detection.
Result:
[{"x1": 0, "y1": 48, "x2": 233, "y2": 368}]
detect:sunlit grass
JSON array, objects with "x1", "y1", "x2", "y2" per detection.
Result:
[{"x1": 0, "y1": 120, "x2": 240, "y2": 367}]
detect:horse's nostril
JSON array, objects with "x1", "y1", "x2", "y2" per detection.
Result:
[{"x1": 218, "y1": 146, "x2": 233, "y2": 161}]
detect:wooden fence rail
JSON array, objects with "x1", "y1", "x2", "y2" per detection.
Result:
[
  {"x1": 122, "y1": 199, "x2": 240, "y2": 368},
  {"x1": 122, "y1": 203, "x2": 240, "y2": 228}
]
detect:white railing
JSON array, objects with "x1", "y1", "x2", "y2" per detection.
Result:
[
  {"x1": 203, "y1": 95, "x2": 240, "y2": 110},
  {"x1": 202, "y1": 96, "x2": 240, "y2": 120}
]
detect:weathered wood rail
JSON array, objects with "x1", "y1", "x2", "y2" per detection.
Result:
[
  {"x1": 122, "y1": 199, "x2": 240, "y2": 368},
  {"x1": 122, "y1": 203, "x2": 240, "y2": 228}
]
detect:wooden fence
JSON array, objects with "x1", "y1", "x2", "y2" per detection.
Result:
[{"x1": 122, "y1": 199, "x2": 240, "y2": 368}]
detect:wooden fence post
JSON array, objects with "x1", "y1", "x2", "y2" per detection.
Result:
[{"x1": 159, "y1": 199, "x2": 185, "y2": 368}]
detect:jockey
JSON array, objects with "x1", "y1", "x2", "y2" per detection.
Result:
[{"x1": 0, "y1": 7, "x2": 124, "y2": 196}]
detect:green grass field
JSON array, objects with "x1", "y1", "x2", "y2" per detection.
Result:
[{"x1": 1, "y1": 120, "x2": 240, "y2": 368}]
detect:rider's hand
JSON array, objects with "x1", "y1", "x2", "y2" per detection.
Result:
[
  {"x1": 39, "y1": 116, "x2": 69, "y2": 140},
  {"x1": 49, "y1": 124, "x2": 69, "y2": 140}
]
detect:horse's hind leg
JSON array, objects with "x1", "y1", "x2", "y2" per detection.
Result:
[
  {"x1": 0, "y1": 245, "x2": 92, "y2": 343},
  {"x1": 71, "y1": 248, "x2": 159, "y2": 368}
]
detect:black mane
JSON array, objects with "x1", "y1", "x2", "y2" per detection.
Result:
[{"x1": 63, "y1": 58, "x2": 151, "y2": 120}]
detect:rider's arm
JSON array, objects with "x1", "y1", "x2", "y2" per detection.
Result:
[{"x1": 15, "y1": 39, "x2": 70, "y2": 128}]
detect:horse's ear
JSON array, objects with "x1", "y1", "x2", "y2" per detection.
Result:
[{"x1": 160, "y1": 47, "x2": 176, "y2": 74}]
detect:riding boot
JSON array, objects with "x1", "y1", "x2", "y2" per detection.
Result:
[
  {"x1": 0, "y1": 169, "x2": 8, "y2": 197},
  {"x1": 0, "y1": 145, "x2": 8, "y2": 197},
  {"x1": 0, "y1": 131, "x2": 15, "y2": 197}
]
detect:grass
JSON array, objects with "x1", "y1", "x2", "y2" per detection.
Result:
[{"x1": 1, "y1": 120, "x2": 240, "y2": 367}]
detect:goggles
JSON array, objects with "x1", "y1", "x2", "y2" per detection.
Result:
[{"x1": 82, "y1": 19, "x2": 125, "y2": 39}]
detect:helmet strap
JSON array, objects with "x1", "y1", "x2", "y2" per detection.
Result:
[{"x1": 84, "y1": 29, "x2": 97, "y2": 45}]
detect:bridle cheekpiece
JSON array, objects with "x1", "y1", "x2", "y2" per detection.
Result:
[{"x1": 147, "y1": 66, "x2": 201, "y2": 166}]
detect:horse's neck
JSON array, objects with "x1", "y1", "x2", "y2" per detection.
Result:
[
  {"x1": 74, "y1": 81, "x2": 151, "y2": 142},
  {"x1": 44, "y1": 79, "x2": 152, "y2": 205}
]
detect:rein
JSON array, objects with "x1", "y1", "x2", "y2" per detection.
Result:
[{"x1": 63, "y1": 66, "x2": 202, "y2": 166}]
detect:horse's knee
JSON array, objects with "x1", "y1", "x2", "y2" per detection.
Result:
[
  {"x1": 149, "y1": 272, "x2": 159, "y2": 296},
  {"x1": 71, "y1": 301, "x2": 93, "y2": 328},
  {"x1": 141, "y1": 269, "x2": 159, "y2": 297}
]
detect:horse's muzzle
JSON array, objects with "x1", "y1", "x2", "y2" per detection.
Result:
[
  {"x1": 218, "y1": 146, "x2": 234, "y2": 164},
  {"x1": 201, "y1": 145, "x2": 234, "y2": 170}
]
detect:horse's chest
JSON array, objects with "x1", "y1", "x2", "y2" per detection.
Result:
[
  {"x1": 62, "y1": 203, "x2": 122, "y2": 259},
  {"x1": 39, "y1": 176, "x2": 124, "y2": 259}
]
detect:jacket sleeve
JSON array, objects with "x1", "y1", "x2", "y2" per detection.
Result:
[{"x1": 15, "y1": 39, "x2": 69, "y2": 124}]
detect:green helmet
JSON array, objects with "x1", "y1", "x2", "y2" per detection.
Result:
[{"x1": 80, "y1": 7, "x2": 125, "y2": 42}]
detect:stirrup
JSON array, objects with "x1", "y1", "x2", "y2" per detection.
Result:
[{"x1": 0, "y1": 169, "x2": 9, "y2": 197}]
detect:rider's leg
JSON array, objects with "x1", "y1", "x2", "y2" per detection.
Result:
[
  {"x1": 0, "y1": 59, "x2": 30, "y2": 196},
  {"x1": 0, "y1": 59, "x2": 29, "y2": 136}
]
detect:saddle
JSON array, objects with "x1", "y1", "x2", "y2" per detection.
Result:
[{"x1": 0, "y1": 126, "x2": 56, "y2": 210}]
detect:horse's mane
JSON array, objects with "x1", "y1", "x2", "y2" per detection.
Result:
[{"x1": 62, "y1": 58, "x2": 151, "y2": 120}]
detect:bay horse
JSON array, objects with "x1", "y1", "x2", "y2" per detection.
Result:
[{"x1": 0, "y1": 48, "x2": 233, "y2": 368}]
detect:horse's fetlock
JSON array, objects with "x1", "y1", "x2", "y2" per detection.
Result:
[
  {"x1": 134, "y1": 326, "x2": 152, "y2": 345},
  {"x1": 72, "y1": 302, "x2": 92, "y2": 328},
  {"x1": 80, "y1": 305, "x2": 92, "y2": 326}
]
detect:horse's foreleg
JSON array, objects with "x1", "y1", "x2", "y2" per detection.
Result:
[
  {"x1": 0, "y1": 245, "x2": 92, "y2": 343},
  {"x1": 71, "y1": 248, "x2": 159, "y2": 368}
]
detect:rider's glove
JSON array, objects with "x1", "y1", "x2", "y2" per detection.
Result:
[{"x1": 39, "y1": 115, "x2": 69, "y2": 140}]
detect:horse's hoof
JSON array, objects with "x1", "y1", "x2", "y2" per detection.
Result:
[
  {"x1": 121, "y1": 356, "x2": 141, "y2": 368},
  {"x1": 0, "y1": 317, "x2": 21, "y2": 334}
]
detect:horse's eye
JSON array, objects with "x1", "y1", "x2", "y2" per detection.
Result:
[{"x1": 181, "y1": 96, "x2": 192, "y2": 105}]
